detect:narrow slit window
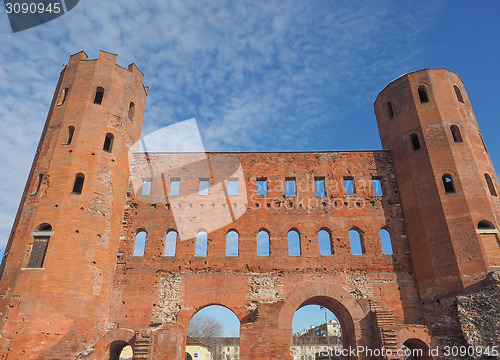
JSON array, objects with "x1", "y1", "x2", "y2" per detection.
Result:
[
  {"x1": 195, "y1": 231, "x2": 208, "y2": 257},
  {"x1": 66, "y1": 126, "x2": 75, "y2": 145},
  {"x1": 454, "y1": 85, "x2": 464, "y2": 103},
  {"x1": 372, "y1": 178, "x2": 383, "y2": 196},
  {"x1": 32, "y1": 173, "x2": 43, "y2": 195},
  {"x1": 380, "y1": 229, "x2": 393, "y2": 255},
  {"x1": 164, "y1": 230, "x2": 177, "y2": 257},
  {"x1": 450, "y1": 125, "x2": 463, "y2": 143},
  {"x1": 410, "y1": 134, "x2": 421, "y2": 151},
  {"x1": 442, "y1": 174, "x2": 455, "y2": 193},
  {"x1": 93, "y1": 87, "x2": 104, "y2": 105},
  {"x1": 199, "y1": 179, "x2": 210, "y2": 196},
  {"x1": 349, "y1": 229, "x2": 364, "y2": 255},
  {"x1": 318, "y1": 229, "x2": 333, "y2": 256},
  {"x1": 103, "y1": 133, "x2": 114, "y2": 152},
  {"x1": 344, "y1": 177, "x2": 355, "y2": 194},
  {"x1": 72, "y1": 173, "x2": 85, "y2": 195},
  {"x1": 286, "y1": 177, "x2": 296, "y2": 197},
  {"x1": 133, "y1": 231, "x2": 147, "y2": 256},
  {"x1": 418, "y1": 86, "x2": 429, "y2": 103},
  {"x1": 256, "y1": 178, "x2": 267, "y2": 196},
  {"x1": 128, "y1": 102, "x2": 135, "y2": 120},
  {"x1": 288, "y1": 230, "x2": 301, "y2": 256},
  {"x1": 480, "y1": 134, "x2": 488, "y2": 153},
  {"x1": 226, "y1": 230, "x2": 239, "y2": 257},
  {"x1": 169, "y1": 179, "x2": 180, "y2": 196},
  {"x1": 485, "y1": 174, "x2": 497, "y2": 196},
  {"x1": 58, "y1": 87, "x2": 68, "y2": 105},
  {"x1": 315, "y1": 177, "x2": 326, "y2": 197},
  {"x1": 387, "y1": 102, "x2": 394, "y2": 119},
  {"x1": 227, "y1": 178, "x2": 238, "y2": 196},
  {"x1": 27, "y1": 224, "x2": 52, "y2": 268},
  {"x1": 141, "y1": 180, "x2": 152, "y2": 196},
  {"x1": 257, "y1": 230, "x2": 270, "y2": 256}
]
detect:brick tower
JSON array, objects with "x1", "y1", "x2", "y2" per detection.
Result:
[
  {"x1": 374, "y1": 69, "x2": 500, "y2": 345},
  {"x1": 0, "y1": 51, "x2": 147, "y2": 358}
]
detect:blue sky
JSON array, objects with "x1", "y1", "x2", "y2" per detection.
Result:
[{"x1": 0, "y1": 0, "x2": 499, "y2": 332}]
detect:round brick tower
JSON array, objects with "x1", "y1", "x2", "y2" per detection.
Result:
[
  {"x1": 0, "y1": 51, "x2": 147, "y2": 358},
  {"x1": 374, "y1": 69, "x2": 500, "y2": 299}
]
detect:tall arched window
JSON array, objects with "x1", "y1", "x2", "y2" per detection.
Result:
[
  {"x1": 72, "y1": 173, "x2": 85, "y2": 194},
  {"x1": 454, "y1": 85, "x2": 464, "y2": 103},
  {"x1": 288, "y1": 230, "x2": 301, "y2": 256},
  {"x1": 257, "y1": 229, "x2": 270, "y2": 256},
  {"x1": 133, "y1": 230, "x2": 147, "y2": 256},
  {"x1": 226, "y1": 230, "x2": 239, "y2": 257},
  {"x1": 103, "y1": 133, "x2": 114, "y2": 152},
  {"x1": 128, "y1": 102, "x2": 135, "y2": 120},
  {"x1": 349, "y1": 228, "x2": 364, "y2": 255},
  {"x1": 94, "y1": 87, "x2": 104, "y2": 105},
  {"x1": 485, "y1": 174, "x2": 497, "y2": 196},
  {"x1": 418, "y1": 86, "x2": 429, "y2": 103},
  {"x1": 410, "y1": 133, "x2": 421, "y2": 151},
  {"x1": 442, "y1": 174, "x2": 455, "y2": 193},
  {"x1": 195, "y1": 231, "x2": 208, "y2": 257},
  {"x1": 318, "y1": 229, "x2": 333, "y2": 255},
  {"x1": 380, "y1": 229, "x2": 393, "y2": 255},
  {"x1": 27, "y1": 224, "x2": 53, "y2": 268},
  {"x1": 164, "y1": 230, "x2": 177, "y2": 256},
  {"x1": 450, "y1": 125, "x2": 463, "y2": 143},
  {"x1": 66, "y1": 126, "x2": 75, "y2": 145},
  {"x1": 58, "y1": 87, "x2": 68, "y2": 105}
]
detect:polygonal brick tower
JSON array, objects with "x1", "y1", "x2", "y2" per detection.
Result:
[{"x1": 0, "y1": 51, "x2": 147, "y2": 359}]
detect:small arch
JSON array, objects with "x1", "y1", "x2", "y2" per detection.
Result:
[
  {"x1": 133, "y1": 230, "x2": 147, "y2": 256},
  {"x1": 109, "y1": 341, "x2": 133, "y2": 360},
  {"x1": 387, "y1": 101, "x2": 394, "y2": 118},
  {"x1": 257, "y1": 229, "x2": 270, "y2": 256},
  {"x1": 349, "y1": 228, "x2": 364, "y2": 255},
  {"x1": 442, "y1": 174, "x2": 455, "y2": 193},
  {"x1": 318, "y1": 229, "x2": 333, "y2": 256},
  {"x1": 103, "y1": 133, "x2": 114, "y2": 153},
  {"x1": 418, "y1": 86, "x2": 429, "y2": 103},
  {"x1": 226, "y1": 230, "x2": 239, "y2": 257},
  {"x1": 450, "y1": 125, "x2": 463, "y2": 143},
  {"x1": 164, "y1": 230, "x2": 177, "y2": 257},
  {"x1": 38, "y1": 223, "x2": 52, "y2": 232},
  {"x1": 288, "y1": 229, "x2": 301, "y2": 256},
  {"x1": 66, "y1": 126, "x2": 75, "y2": 145},
  {"x1": 485, "y1": 174, "x2": 497, "y2": 196},
  {"x1": 94, "y1": 87, "x2": 104, "y2": 105},
  {"x1": 478, "y1": 220, "x2": 495, "y2": 230},
  {"x1": 185, "y1": 353, "x2": 193, "y2": 360},
  {"x1": 72, "y1": 173, "x2": 85, "y2": 195},
  {"x1": 380, "y1": 228, "x2": 393, "y2": 255},
  {"x1": 195, "y1": 231, "x2": 208, "y2": 257},
  {"x1": 58, "y1": 87, "x2": 68, "y2": 105},
  {"x1": 454, "y1": 85, "x2": 464, "y2": 103},
  {"x1": 402, "y1": 338, "x2": 432, "y2": 360},
  {"x1": 410, "y1": 133, "x2": 421, "y2": 151},
  {"x1": 128, "y1": 102, "x2": 135, "y2": 120}
]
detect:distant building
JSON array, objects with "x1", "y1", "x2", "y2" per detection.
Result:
[
  {"x1": 198, "y1": 337, "x2": 240, "y2": 360},
  {"x1": 293, "y1": 320, "x2": 343, "y2": 360},
  {"x1": 186, "y1": 336, "x2": 212, "y2": 360}
]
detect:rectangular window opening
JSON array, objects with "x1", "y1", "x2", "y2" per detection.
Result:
[
  {"x1": 227, "y1": 178, "x2": 238, "y2": 196},
  {"x1": 344, "y1": 177, "x2": 355, "y2": 194},
  {"x1": 372, "y1": 178, "x2": 383, "y2": 196},
  {"x1": 256, "y1": 178, "x2": 267, "y2": 196},
  {"x1": 199, "y1": 178, "x2": 210, "y2": 196},
  {"x1": 286, "y1": 177, "x2": 296, "y2": 197},
  {"x1": 141, "y1": 180, "x2": 152, "y2": 196},
  {"x1": 315, "y1": 177, "x2": 326, "y2": 197},
  {"x1": 169, "y1": 178, "x2": 180, "y2": 196}
]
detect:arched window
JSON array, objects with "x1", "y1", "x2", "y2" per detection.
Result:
[
  {"x1": 450, "y1": 125, "x2": 463, "y2": 143},
  {"x1": 442, "y1": 174, "x2": 455, "y2": 193},
  {"x1": 93, "y1": 87, "x2": 104, "y2": 105},
  {"x1": 387, "y1": 102, "x2": 394, "y2": 119},
  {"x1": 349, "y1": 228, "x2": 364, "y2": 255},
  {"x1": 128, "y1": 102, "x2": 135, "y2": 120},
  {"x1": 380, "y1": 229, "x2": 393, "y2": 255},
  {"x1": 103, "y1": 133, "x2": 114, "y2": 152},
  {"x1": 58, "y1": 87, "x2": 68, "y2": 105},
  {"x1": 418, "y1": 86, "x2": 429, "y2": 103},
  {"x1": 195, "y1": 231, "x2": 208, "y2": 257},
  {"x1": 288, "y1": 230, "x2": 301, "y2": 256},
  {"x1": 27, "y1": 224, "x2": 53, "y2": 268},
  {"x1": 133, "y1": 231, "x2": 147, "y2": 256},
  {"x1": 226, "y1": 230, "x2": 239, "y2": 257},
  {"x1": 66, "y1": 126, "x2": 75, "y2": 145},
  {"x1": 454, "y1": 85, "x2": 464, "y2": 103},
  {"x1": 257, "y1": 229, "x2": 270, "y2": 256},
  {"x1": 72, "y1": 173, "x2": 85, "y2": 195},
  {"x1": 410, "y1": 133, "x2": 421, "y2": 151},
  {"x1": 164, "y1": 230, "x2": 177, "y2": 256},
  {"x1": 485, "y1": 174, "x2": 497, "y2": 196},
  {"x1": 31, "y1": 173, "x2": 43, "y2": 195},
  {"x1": 318, "y1": 229, "x2": 333, "y2": 256},
  {"x1": 478, "y1": 220, "x2": 495, "y2": 230}
]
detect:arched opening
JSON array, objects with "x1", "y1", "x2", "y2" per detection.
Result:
[
  {"x1": 31, "y1": 173, "x2": 43, "y2": 195},
  {"x1": 454, "y1": 85, "x2": 464, "y2": 103},
  {"x1": 380, "y1": 228, "x2": 393, "y2": 255},
  {"x1": 478, "y1": 220, "x2": 495, "y2": 230},
  {"x1": 485, "y1": 174, "x2": 497, "y2": 196},
  {"x1": 58, "y1": 87, "x2": 68, "y2": 105},
  {"x1": 387, "y1": 101, "x2": 394, "y2": 118},
  {"x1": 195, "y1": 231, "x2": 208, "y2": 257},
  {"x1": 187, "y1": 305, "x2": 240, "y2": 360},
  {"x1": 450, "y1": 125, "x2": 463, "y2": 143},
  {"x1": 164, "y1": 230, "x2": 177, "y2": 257},
  {"x1": 417, "y1": 86, "x2": 429, "y2": 103},
  {"x1": 349, "y1": 228, "x2": 364, "y2": 255},
  {"x1": 257, "y1": 229, "x2": 270, "y2": 256},
  {"x1": 133, "y1": 230, "x2": 147, "y2": 257},
  {"x1": 402, "y1": 338, "x2": 431, "y2": 360},
  {"x1": 226, "y1": 230, "x2": 239, "y2": 257},
  {"x1": 72, "y1": 173, "x2": 85, "y2": 195},
  {"x1": 94, "y1": 87, "x2": 104, "y2": 105},
  {"x1": 128, "y1": 102, "x2": 135, "y2": 120},
  {"x1": 185, "y1": 353, "x2": 193, "y2": 360},
  {"x1": 288, "y1": 229, "x2": 301, "y2": 256},
  {"x1": 109, "y1": 341, "x2": 133, "y2": 360},
  {"x1": 477, "y1": 220, "x2": 499, "y2": 267},
  {"x1": 442, "y1": 174, "x2": 455, "y2": 193},
  {"x1": 66, "y1": 126, "x2": 75, "y2": 145},
  {"x1": 410, "y1": 133, "x2": 421, "y2": 151},
  {"x1": 318, "y1": 229, "x2": 333, "y2": 256},
  {"x1": 27, "y1": 223, "x2": 53, "y2": 268},
  {"x1": 103, "y1": 133, "x2": 114, "y2": 152}
]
